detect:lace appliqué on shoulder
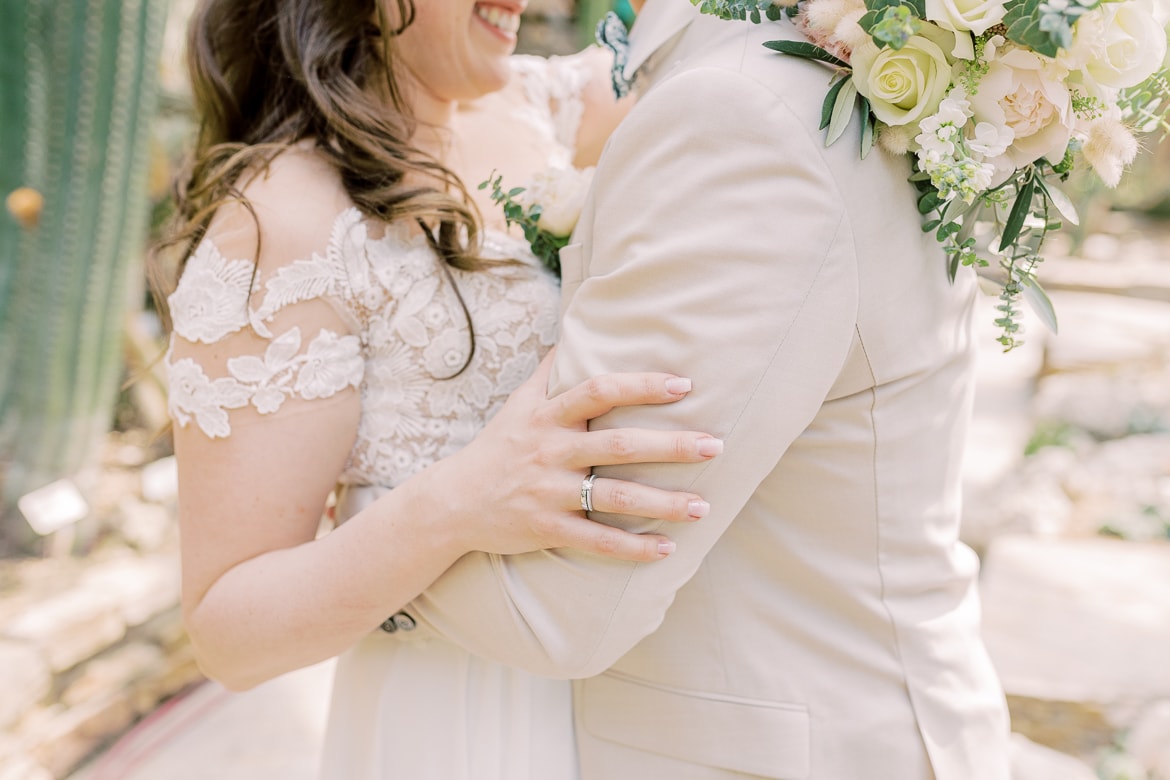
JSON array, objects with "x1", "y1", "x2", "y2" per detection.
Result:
[
  {"x1": 166, "y1": 213, "x2": 366, "y2": 439},
  {"x1": 167, "y1": 204, "x2": 560, "y2": 485},
  {"x1": 168, "y1": 327, "x2": 363, "y2": 439},
  {"x1": 510, "y1": 54, "x2": 591, "y2": 162},
  {"x1": 168, "y1": 240, "x2": 254, "y2": 343}
]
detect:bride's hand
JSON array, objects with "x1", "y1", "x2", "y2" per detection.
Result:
[{"x1": 428, "y1": 350, "x2": 720, "y2": 563}]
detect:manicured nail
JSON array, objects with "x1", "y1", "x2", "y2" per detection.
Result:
[
  {"x1": 658, "y1": 540, "x2": 677, "y2": 556},
  {"x1": 664, "y1": 377, "x2": 692, "y2": 395},
  {"x1": 697, "y1": 438, "x2": 723, "y2": 457},
  {"x1": 687, "y1": 500, "x2": 710, "y2": 519}
]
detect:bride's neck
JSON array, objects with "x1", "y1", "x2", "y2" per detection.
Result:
[{"x1": 395, "y1": 69, "x2": 457, "y2": 160}]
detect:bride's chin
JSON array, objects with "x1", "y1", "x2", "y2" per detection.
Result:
[{"x1": 471, "y1": 64, "x2": 512, "y2": 96}]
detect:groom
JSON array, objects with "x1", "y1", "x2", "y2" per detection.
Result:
[{"x1": 404, "y1": 0, "x2": 1011, "y2": 777}]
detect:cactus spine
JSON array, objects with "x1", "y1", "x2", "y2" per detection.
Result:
[{"x1": 0, "y1": 0, "x2": 168, "y2": 530}]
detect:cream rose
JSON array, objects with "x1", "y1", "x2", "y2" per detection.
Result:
[
  {"x1": 1061, "y1": 0, "x2": 1168, "y2": 94},
  {"x1": 520, "y1": 165, "x2": 595, "y2": 238},
  {"x1": 966, "y1": 48, "x2": 1073, "y2": 172},
  {"x1": 925, "y1": 0, "x2": 1008, "y2": 36},
  {"x1": 851, "y1": 22, "x2": 957, "y2": 127}
]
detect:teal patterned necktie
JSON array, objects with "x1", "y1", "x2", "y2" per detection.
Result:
[{"x1": 595, "y1": 12, "x2": 634, "y2": 99}]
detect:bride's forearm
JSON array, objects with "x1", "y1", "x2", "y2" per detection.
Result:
[{"x1": 183, "y1": 470, "x2": 466, "y2": 691}]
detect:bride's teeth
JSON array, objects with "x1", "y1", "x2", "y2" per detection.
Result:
[{"x1": 476, "y1": 5, "x2": 519, "y2": 34}]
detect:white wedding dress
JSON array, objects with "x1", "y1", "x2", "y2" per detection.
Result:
[{"x1": 164, "y1": 55, "x2": 593, "y2": 780}]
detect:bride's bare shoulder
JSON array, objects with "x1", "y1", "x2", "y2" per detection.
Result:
[{"x1": 204, "y1": 143, "x2": 356, "y2": 267}]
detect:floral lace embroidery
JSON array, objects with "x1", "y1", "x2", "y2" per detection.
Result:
[
  {"x1": 165, "y1": 58, "x2": 569, "y2": 479},
  {"x1": 167, "y1": 326, "x2": 364, "y2": 439},
  {"x1": 166, "y1": 217, "x2": 367, "y2": 439},
  {"x1": 168, "y1": 239, "x2": 254, "y2": 344},
  {"x1": 340, "y1": 217, "x2": 559, "y2": 487},
  {"x1": 165, "y1": 207, "x2": 558, "y2": 467},
  {"x1": 510, "y1": 54, "x2": 591, "y2": 166}
]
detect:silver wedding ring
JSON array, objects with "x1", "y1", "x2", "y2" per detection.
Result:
[{"x1": 580, "y1": 474, "x2": 597, "y2": 513}]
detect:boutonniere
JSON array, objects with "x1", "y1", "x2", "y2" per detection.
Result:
[
  {"x1": 693, "y1": 0, "x2": 1170, "y2": 351},
  {"x1": 480, "y1": 165, "x2": 595, "y2": 278}
]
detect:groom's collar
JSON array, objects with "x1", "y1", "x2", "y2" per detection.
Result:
[{"x1": 623, "y1": 0, "x2": 701, "y2": 87}]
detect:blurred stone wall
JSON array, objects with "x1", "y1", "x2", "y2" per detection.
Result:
[{"x1": 519, "y1": 0, "x2": 583, "y2": 56}]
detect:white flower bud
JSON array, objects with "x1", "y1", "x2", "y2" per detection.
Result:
[
  {"x1": 877, "y1": 123, "x2": 917, "y2": 155},
  {"x1": 1082, "y1": 116, "x2": 1139, "y2": 187},
  {"x1": 832, "y1": 8, "x2": 871, "y2": 53},
  {"x1": 521, "y1": 166, "x2": 595, "y2": 238}
]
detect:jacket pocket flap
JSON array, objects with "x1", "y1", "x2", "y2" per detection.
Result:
[{"x1": 580, "y1": 672, "x2": 810, "y2": 779}]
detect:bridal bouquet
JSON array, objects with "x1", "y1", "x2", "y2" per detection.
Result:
[
  {"x1": 480, "y1": 166, "x2": 595, "y2": 278},
  {"x1": 693, "y1": 0, "x2": 1170, "y2": 349}
]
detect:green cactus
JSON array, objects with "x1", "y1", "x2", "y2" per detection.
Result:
[{"x1": 0, "y1": 0, "x2": 168, "y2": 539}]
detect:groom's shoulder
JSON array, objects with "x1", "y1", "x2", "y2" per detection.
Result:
[{"x1": 651, "y1": 14, "x2": 840, "y2": 132}]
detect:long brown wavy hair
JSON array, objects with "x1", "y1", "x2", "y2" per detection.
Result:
[{"x1": 153, "y1": 0, "x2": 489, "y2": 328}]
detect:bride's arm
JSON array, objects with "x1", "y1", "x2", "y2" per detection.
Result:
[
  {"x1": 558, "y1": 46, "x2": 635, "y2": 168},
  {"x1": 173, "y1": 160, "x2": 719, "y2": 692},
  {"x1": 179, "y1": 356, "x2": 714, "y2": 692}
]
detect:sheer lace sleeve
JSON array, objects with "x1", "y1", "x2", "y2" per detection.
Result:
[
  {"x1": 510, "y1": 47, "x2": 631, "y2": 169},
  {"x1": 510, "y1": 52, "x2": 592, "y2": 152},
  {"x1": 165, "y1": 191, "x2": 364, "y2": 440}
]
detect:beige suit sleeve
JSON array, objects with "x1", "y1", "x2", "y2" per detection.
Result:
[{"x1": 410, "y1": 66, "x2": 860, "y2": 677}]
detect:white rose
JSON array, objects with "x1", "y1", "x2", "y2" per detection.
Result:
[
  {"x1": 967, "y1": 47, "x2": 1073, "y2": 171},
  {"x1": 1061, "y1": 0, "x2": 1167, "y2": 94},
  {"x1": 925, "y1": 0, "x2": 1008, "y2": 36},
  {"x1": 851, "y1": 22, "x2": 958, "y2": 127},
  {"x1": 521, "y1": 166, "x2": 595, "y2": 238}
]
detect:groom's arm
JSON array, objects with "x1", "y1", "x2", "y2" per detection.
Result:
[{"x1": 408, "y1": 65, "x2": 859, "y2": 677}]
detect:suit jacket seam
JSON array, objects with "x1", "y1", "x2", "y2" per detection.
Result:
[{"x1": 868, "y1": 384, "x2": 933, "y2": 766}]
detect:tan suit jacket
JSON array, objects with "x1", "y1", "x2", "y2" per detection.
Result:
[{"x1": 403, "y1": 2, "x2": 1012, "y2": 777}]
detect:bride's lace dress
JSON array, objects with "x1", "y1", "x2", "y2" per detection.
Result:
[{"x1": 164, "y1": 54, "x2": 593, "y2": 780}]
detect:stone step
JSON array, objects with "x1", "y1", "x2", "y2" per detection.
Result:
[{"x1": 980, "y1": 535, "x2": 1170, "y2": 757}]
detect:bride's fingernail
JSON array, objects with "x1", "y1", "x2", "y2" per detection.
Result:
[
  {"x1": 697, "y1": 438, "x2": 723, "y2": 457},
  {"x1": 658, "y1": 540, "x2": 677, "y2": 556},
  {"x1": 687, "y1": 500, "x2": 710, "y2": 519},
  {"x1": 664, "y1": 377, "x2": 692, "y2": 395}
]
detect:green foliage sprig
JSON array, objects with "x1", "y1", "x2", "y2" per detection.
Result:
[
  {"x1": 859, "y1": 0, "x2": 926, "y2": 49},
  {"x1": 1002, "y1": 0, "x2": 1100, "y2": 57},
  {"x1": 694, "y1": 0, "x2": 784, "y2": 22},
  {"x1": 479, "y1": 173, "x2": 567, "y2": 278},
  {"x1": 1119, "y1": 65, "x2": 1170, "y2": 138}
]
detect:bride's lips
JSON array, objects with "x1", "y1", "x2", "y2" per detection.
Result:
[{"x1": 473, "y1": 2, "x2": 524, "y2": 42}]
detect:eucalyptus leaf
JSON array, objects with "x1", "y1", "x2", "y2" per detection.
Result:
[
  {"x1": 1002, "y1": 0, "x2": 1060, "y2": 58},
  {"x1": 937, "y1": 221, "x2": 961, "y2": 240},
  {"x1": 764, "y1": 39, "x2": 849, "y2": 68},
  {"x1": 1036, "y1": 179, "x2": 1079, "y2": 226},
  {"x1": 999, "y1": 176, "x2": 1035, "y2": 251},
  {"x1": 859, "y1": 98, "x2": 875, "y2": 158},
  {"x1": 918, "y1": 188, "x2": 943, "y2": 215},
  {"x1": 821, "y1": 75, "x2": 850, "y2": 131},
  {"x1": 1021, "y1": 278, "x2": 1059, "y2": 334},
  {"x1": 826, "y1": 79, "x2": 858, "y2": 146},
  {"x1": 863, "y1": 0, "x2": 926, "y2": 16}
]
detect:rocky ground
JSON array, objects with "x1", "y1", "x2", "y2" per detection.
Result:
[{"x1": 964, "y1": 212, "x2": 1170, "y2": 779}]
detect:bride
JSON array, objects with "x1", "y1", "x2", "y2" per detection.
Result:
[{"x1": 158, "y1": 0, "x2": 715, "y2": 778}]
